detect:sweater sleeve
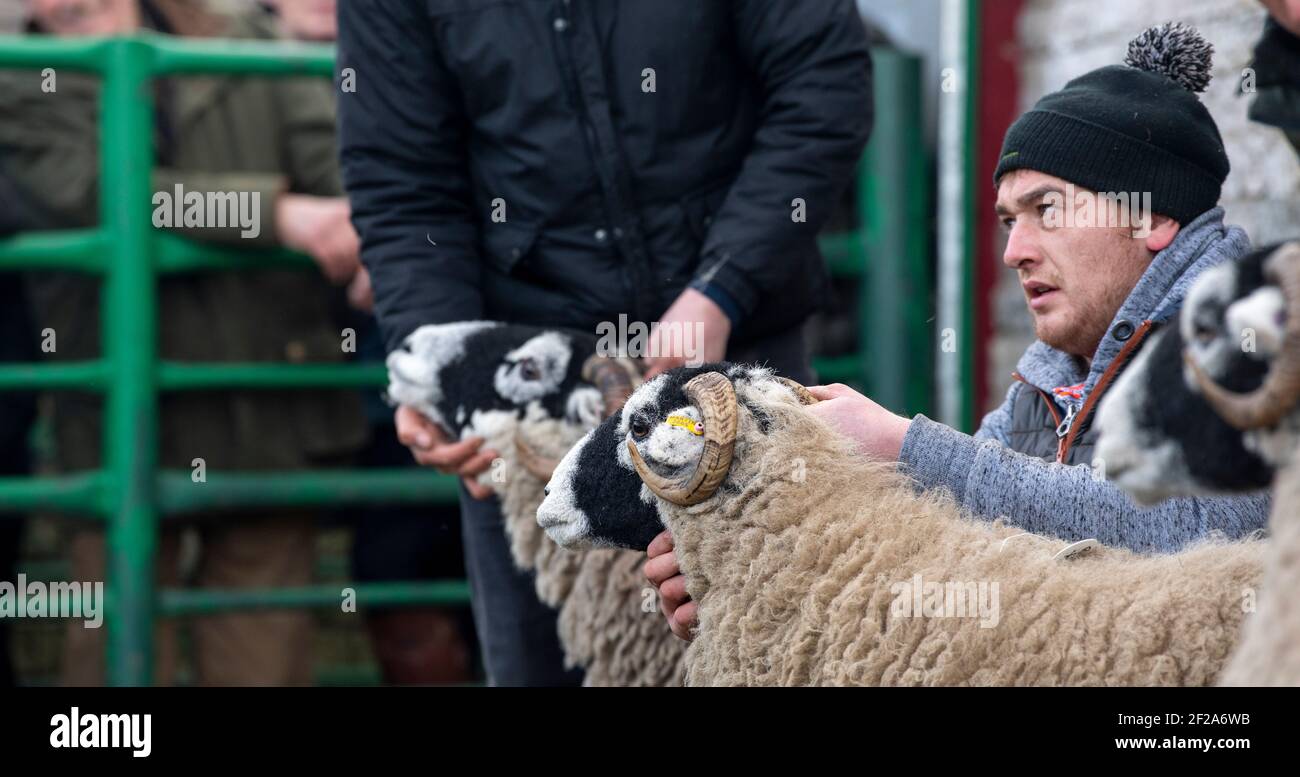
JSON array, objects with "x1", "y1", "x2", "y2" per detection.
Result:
[
  {"x1": 898, "y1": 414, "x2": 1272, "y2": 553},
  {"x1": 972, "y1": 381, "x2": 1018, "y2": 445}
]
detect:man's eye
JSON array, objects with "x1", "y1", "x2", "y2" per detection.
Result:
[{"x1": 1000, "y1": 216, "x2": 1015, "y2": 232}]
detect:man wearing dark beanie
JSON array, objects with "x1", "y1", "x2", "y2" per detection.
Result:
[
  {"x1": 649, "y1": 23, "x2": 1273, "y2": 640},
  {"x1": 821, "y1": 21, "x2": 1269, "y2": 550}
]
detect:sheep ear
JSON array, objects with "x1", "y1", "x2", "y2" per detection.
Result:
[
  {"x1": 777, "y1": 377, "x2": 819, "y2": 405},
  {"x1": 582, "y1": 354, "x2": 643, "y2": 419}
]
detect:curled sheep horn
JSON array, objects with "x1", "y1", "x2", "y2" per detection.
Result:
[
  {"x1": 582, "y1": 354, "x2": 643, "y2": 419},
  {"x1": 514, "y1": 437, "x2": 560, "y2": 481},
  {"x1": 1187, "y1": 241, "x2": 1300, "y2": 430},
  {"x1": 777, "y1": 377, "x2": 820, "y2": 405},
  {"x1": 628, "y1": 371, "x2": 737, "y2": 506}
]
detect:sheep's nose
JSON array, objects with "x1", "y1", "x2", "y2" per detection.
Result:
[{"x1": 544, "y1": 487, "x2": 550, "y2": 497}]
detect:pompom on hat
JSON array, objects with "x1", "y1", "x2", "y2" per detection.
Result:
[{"x1": 995, "y1": 22, "x2": 1229, "y2": 225}]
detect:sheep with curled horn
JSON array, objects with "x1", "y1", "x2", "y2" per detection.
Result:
[
  {"x1": 539, "y1": 363, "x2": 1266, "y2": 686},
  {"x1": 386, "y1": 322, "x2": 686, "y2": 685},
  {"x1": 1097, "y1": 241, "x2": 1300, "y2": 686}
]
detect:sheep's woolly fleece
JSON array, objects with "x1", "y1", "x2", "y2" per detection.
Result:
[
  {"x1": 543, "y1": 365, "x2": 1265, "y2": 686},
  {"x1": 478, "y1": 405, "x2": 685, "y2": 686},
  {"x1": 1218, "y1": 456, "x2": 1300, "y2": 686}
]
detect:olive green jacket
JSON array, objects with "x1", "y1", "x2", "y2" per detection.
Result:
[{"x1": 0, "y1": 11, "x2": 367, "y2": 473}]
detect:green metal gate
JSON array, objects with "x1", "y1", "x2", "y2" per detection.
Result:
[{"x1": 0, "y1": 35, "x2": 928, "y2": 686}]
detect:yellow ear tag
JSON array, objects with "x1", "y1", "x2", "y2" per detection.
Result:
[{"x1": 666, "y1": 415, "x2": 704, "y2": 436}]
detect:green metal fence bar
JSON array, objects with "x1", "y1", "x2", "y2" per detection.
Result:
[
  {"x1": 154, "y1": 233, "x2": 319, "y2": 273},
  {"x1": 0, "y1": 229, "x2": 111, "y2": 272},
  {"x1": 158, "y1": 363, "x2": 387, "y2": 390},
  {"x1": 148, "y1": 35, "x2": 335, "y2": 76},
  {"x1": 0, "y1": 362, "x2": 109, "y2": 391},
  {"x1": 159, "y1": 581, "x2": 471, "y2": 616},
  {"x1": 0, "y1": 36, "x2": 110, "y2": 70},
  {"x1": 156, "y1": 470, "x2": 461, "y2": 513},
  {"x1": 99, "y1": 37, "x2": 159, "y2": 686},
  {"x1": 0, "y1": 229, "x2": 323, "y2": 274},
  {"x1": 0, "y1": 33, "x2": 333, "y2": 76},
  {"x1": 817, "y1": 232, "x2": 867, "y2": 278},
  {"x1": 0, "y1": 470, "x2": 461, "y2": 517},
  {"x1": 0, "y1": 473, "x2": 108, "y2": 517},
  {"x1": 0, "y1": 362, "x2": 387, "y2": 391}
]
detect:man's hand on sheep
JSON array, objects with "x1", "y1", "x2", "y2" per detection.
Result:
[
  {"x1": 644, "y1": 531, "x2": 697, "y2": 642},
  {"x1": 394, "y1": 405, "x2": 498, "y2": 500},
  {"x1": 643, "y1": 288, "x2": 730, "y2": 378},
  {"x1": 805, "y1": 384, "x2": 912, "y2": 461}
]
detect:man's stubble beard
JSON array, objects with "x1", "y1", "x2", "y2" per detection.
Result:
[
  {"x1": 1034, "y1": 263, "x2": 1139, "y2": 361},
  {"x1": 1035, "y1": 299, "x2": 1114, "y2": 362},
  {"x1": 1036, "y1": 232, "x2": 1151, "y2": 361}
]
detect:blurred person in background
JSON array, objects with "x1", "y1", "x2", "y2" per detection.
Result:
[
  {"x1": 0, "y1": 0, "x2": 370, "y2": 685},
  {"x1": 263, "y1": 0, "x2": 478, "y2": 685}
]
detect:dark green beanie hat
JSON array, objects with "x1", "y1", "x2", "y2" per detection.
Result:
[{"x1": 995, "y1": 22, "x2": 1230, "y2": 225}]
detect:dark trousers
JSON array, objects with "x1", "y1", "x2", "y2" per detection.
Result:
[{"x1": 457, "y1": 325, "x2": 814, "y2": 686}]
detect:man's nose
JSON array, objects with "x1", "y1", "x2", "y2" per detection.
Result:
[{"x1": 1002, "y1": 224, "x2": 1041, "y2": 270}]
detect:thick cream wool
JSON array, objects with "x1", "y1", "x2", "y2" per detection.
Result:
[
  {"x1": 659, "y1": 379, "x2": 1264, "y2": 686},
  {"x1": 1218, "y1": 455, "x2": 1300, "y2": 686},
  {"x1": 473, "y1": 404, "x2": 686, "y2": 686}
]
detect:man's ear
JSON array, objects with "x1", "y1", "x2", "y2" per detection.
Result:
[{"x1": 1144, "y1": 214, "x2": 1180, "y2": 253}]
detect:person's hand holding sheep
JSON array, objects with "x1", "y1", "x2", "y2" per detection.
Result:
[
  {"x1": 645, "y1": 381, "x2": 912, "y2": 641},
  {"x1": 394, "y1": 406, "x2": 498, "y2": 500},
  {"x1": 644, "y1": 531, "x2": 696, "y2": 642}
]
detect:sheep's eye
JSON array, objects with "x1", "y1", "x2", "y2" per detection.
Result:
[
  {"x1": 1193, "y1": 323, "x2": 1218, "y2": 345},
  {"x1": 518, "y1": 359, "x2": 542, "y2": 381},
  {"x1": 630, "y1": 417, "x2": 651, "y2": 440}
]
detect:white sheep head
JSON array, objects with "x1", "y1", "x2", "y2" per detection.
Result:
[
  {"x1": 1096, "y1": 241, "x2": 1300, "y2": 504},
  {"x1": 538, "y1": 363, "x2": 817, "y2": 550},
  {"x1": 385, "y1": 322, "x2": 640, "y2": 475}
]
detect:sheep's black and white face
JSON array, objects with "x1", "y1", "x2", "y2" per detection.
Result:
[
  {"x1": 538, "y1": 363, "x2": 786, "y2": 550},
  {"x1": 1096, "y1": 247, "x2": 1287, "y2": 504},
  {"x1": 385, "y1": 322, "x2": 604, "y2": 435}
]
